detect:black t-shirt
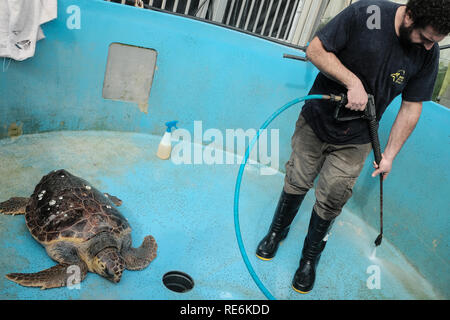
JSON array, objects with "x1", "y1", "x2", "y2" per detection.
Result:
[{"x1": 301, "y1": 0, "x2": 440, "y2": 145}]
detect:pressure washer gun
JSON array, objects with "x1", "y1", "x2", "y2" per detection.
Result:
[{"x1": 331, "y1": 93, "x2": 384, "y2": 246}]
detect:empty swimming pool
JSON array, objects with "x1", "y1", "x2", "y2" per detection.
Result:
[{"x1": 0, "y1": 0, "x2": 448, "y2": 300}]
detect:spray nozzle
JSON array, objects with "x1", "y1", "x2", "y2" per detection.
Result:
[{"x1": 165, "y1": 120, "x2": 178, "y2": 132}]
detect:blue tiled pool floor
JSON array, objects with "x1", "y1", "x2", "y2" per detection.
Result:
[{"x1": 0, "y1": 131, "x2": 442, "y2": 299}]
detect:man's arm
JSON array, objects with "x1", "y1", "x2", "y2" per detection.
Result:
[
  {"x1": 306, "y1": 36, "x2": 368, "y2": 111},
  {"x1": 372, "y1": 100, "x2": 422, "y2": 180}
]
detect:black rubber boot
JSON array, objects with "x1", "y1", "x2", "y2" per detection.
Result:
[
  {"x1": 256, "y1": 190, "x2": 305, "y2": 261},
  {"x1": 292, "y1": 209, "x2": 334, "y2": 294}
]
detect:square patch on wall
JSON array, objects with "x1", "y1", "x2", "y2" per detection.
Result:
[{"x1": 103, "y1": 43, "x2": 157, "y2": 113}]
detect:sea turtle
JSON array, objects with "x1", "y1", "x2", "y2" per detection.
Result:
[{"x1": 0, "y1": 169, "x2": 157, "y2": 289}]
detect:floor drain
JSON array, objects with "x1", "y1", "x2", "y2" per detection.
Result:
[{"x1": 163, "y1": 271, "x2": 194, "y2": 293}]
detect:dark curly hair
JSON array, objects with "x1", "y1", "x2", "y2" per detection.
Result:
[{"x1": 406, "y1": 0, "x2": 450, "y2": 35}]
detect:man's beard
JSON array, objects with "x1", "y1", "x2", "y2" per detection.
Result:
[{"x1": 398, "y1": 22, "x2": 423, "y2": 51}]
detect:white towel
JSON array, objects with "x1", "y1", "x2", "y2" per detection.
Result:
[{"x1": 0, "y1": 0, "x2": 57, "y2": 61}]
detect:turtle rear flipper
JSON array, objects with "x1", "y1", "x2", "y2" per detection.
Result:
[
  {"x1": 0, "y1": 197, "x2": 28, "y2": 215},
  {"x1": 6, "y1": 262, "x2": 88, "y2": 290},
  {"x1": 123, "y1": 235, "x2": 157, "y2": 270}
]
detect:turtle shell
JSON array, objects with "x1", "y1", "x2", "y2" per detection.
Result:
[{"x1": 25, "y1": 169, "x2": 130, "y2": 244}]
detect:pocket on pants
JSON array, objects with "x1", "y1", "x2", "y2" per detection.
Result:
[
  {"x1": 317, "y1": 175, "x2": 357, "y2": 211},
  {"x1": 285, "y1": 158, "x2": 301, "y2": 189},
  {"x1": 339, "y1": 176, "x2": 357, "y2": 206}
]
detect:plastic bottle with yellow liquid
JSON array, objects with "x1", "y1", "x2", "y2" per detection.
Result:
[{"x1": 157, "y1": 121, "x2": 178, "y2": 160}]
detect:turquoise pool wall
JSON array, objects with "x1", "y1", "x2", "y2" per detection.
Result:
[
  {"x1": 0, "y1": 0, "x2": 448, "y2": 297},
  {"x1": 351, "y1": 97, "x2": 449, "y2": 298}
]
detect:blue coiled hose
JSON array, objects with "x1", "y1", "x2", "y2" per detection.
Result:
[{"x1": 233, "y1": 94, "x2": 331, "y2": 300}]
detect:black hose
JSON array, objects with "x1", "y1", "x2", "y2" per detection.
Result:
[
  {"x1": 334, "y1": 94, "x2": 384, "y2": 246},
  {"x1": 365, "y1": 95, "x2": 383, "y2": 246},
  {"x1": 368, "y1": 118, "x2": 383, "y2": 246},
  {"x1": 368, "y1": 119, "x2": 382, "y2": 165}
]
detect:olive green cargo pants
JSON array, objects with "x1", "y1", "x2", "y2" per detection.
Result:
[{"x1": 283, "y1": 115, "x2": 372, "y2": 221}]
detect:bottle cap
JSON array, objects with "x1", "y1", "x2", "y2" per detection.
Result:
[{"x1": 165, "y1": 121, "x2": 178, "y2": 132}]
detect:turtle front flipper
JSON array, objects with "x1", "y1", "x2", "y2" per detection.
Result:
[
  {"x1": 0, "y1": 197, "x2": 29, "y2": 215},
  {"x1": 6, "y1": 262, "x2": 88, "y2": 290},
  {"x1": 104, "y1": 193, "x2": 123, "y2": 207},
  {"x1": 122, "y1": 235, "x2": 157, "y2": 270}
]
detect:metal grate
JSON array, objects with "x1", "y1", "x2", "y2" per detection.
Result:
[
  {"x1": 105, "y1": 0, "x2": 212, "y2": 18},
  {"x1": 105, "y1": 0, "x2": 306, "y2": 46},
  {"x1": 222, "y1": 0, "x2": 301, "y2": 42}
]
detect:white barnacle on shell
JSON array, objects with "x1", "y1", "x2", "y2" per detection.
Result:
[
  {"x1": 61, "y1": 175, "x2": 65, "y2": 178},
  {"x1": 49, "y1": 200, "x2": 56, "y2": 206},
  {"x1": 48, "y1": 214, "x2": 56, "y2": 221},
  {"x1": 59, "y1": 196, "x2": 63, "y2": 200},
  {"x1": 106, "y1": 205, "x2": 111, "y2": 209},
  {"x1": 85, "y1": 185, "x2": 91, "y2": 190}
]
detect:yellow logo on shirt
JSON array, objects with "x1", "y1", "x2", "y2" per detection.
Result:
[{"x1": 390, "y1": 70, "x2": 406, "y2": 84}]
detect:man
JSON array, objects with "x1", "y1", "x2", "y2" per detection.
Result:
[{"x1": 256, "y1": 0, "x2": 449, "y2": 294}]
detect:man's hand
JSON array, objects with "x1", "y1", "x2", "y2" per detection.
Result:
[
  {"x1": 372, "y1": 100, "x2": 422, "y2": 182},
  {"x1": 306, "y1": 37, "x2": 368, "y2": 112},
  {"x1": 346, "y1": 79, "x2": 368, "y2": 111},
  {"x1": 306, "y1": 37, "x2": 369, "y2": 107},
  {"x1": 372, "y1": 153, "x2": 392, "y2": 181}
]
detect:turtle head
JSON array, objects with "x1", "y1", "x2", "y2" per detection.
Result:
[{"x1": 93, "y1": 247, "x2": 125, "y2": 283}]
